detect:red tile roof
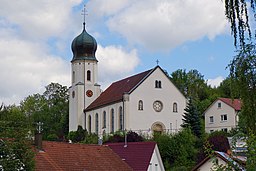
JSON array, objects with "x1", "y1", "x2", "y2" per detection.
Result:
[
  {"x1": 85, "y1": 68, "x2": 154, "y2": 111},
  {"x1": 106, "y1": 142, "x2": 156, "y2": 171},
  {"x1": 35, "y1": 141, "x2": 132, "y2": 171},
  {"x1": 219, "y1": 98, "x2": 241, "y2": 111}
]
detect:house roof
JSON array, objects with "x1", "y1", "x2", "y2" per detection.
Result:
[
  {"x1": 106, "y1": 141, "x2": 156, "y2": 171},
  {"x1": 219, "y1": 98, "x2": 241, "y2": 111},
  {"x1": 85, "y1": 67, "x2": 156, "y2": 111},
  {"x1": 35, "y1": 141, "x2": 132, "y2": 171},
  {"x1": 192, "y1": 151, "x2": 245, "y2": 171}
]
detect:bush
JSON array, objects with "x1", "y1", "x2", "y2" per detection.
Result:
[{"x1": 46, "y1": 134, "x2": 58, "y2": 141}]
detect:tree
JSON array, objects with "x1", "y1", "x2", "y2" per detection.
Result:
[
  {"x1": 170, "y1": 69, "x2": 214, "y2": 114},
  {"x1": 224, "y1": 0, "x2": 256, "y2": 47},
  {"x1": 182, "y1": 98, "x2": 202, "y2": 138},
  {"x1": 153, "y1": 129, "x2": 197, "y2": 170},
  {"x1": 0, "y1": 105, "x2": 35, "y2": 171},
  {"x1": 228, "y1": 43, "x2": 256, "y2": 134},
  {"x1": 20, "y1": 82, "x2": 69, "y2": 140}
]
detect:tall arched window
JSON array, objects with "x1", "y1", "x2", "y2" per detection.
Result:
[
  {"x1": 103, "y1": 111, "x2": 106, "y2": 128},
  {"x1": 95, "y1": 113, "x2": 99, "y2": 134},
  {"x1": 87, "y1": 70, "x2": 91, "y2": 81},
  {"x1": 173, "y1": 102, "x2": 178, "y2": 113},
  {"x1": 119, "y1": 106, "x2": 123, "y2": 130},
  {"x1": 138, "y1": 100, "x2": 143, "y2": 110},
  {"x1": 88, "y1": 115, "x2": 92, "y2": 133},
  {"x1": 110, "y1": 109, "x2": 114, "y2": 133},
  {"x1": 72, "y1": 71, "x2": 75, "y2": 83}
]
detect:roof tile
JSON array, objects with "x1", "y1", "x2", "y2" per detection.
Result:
[
  {"x1": 85, "y1": 68, "x2": 153, "y2": 111},
  {"x1": 107, "y1": 142, "x2": 156, "y2": 171},
  {"x1": 35, "y1": 141, "x2": 132, "y2": 171}
]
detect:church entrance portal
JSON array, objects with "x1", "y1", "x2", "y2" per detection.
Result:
[{"x1": 151, "y1": 122, "x2": 165, "y2": 134}]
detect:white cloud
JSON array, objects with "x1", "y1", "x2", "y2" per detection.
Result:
[
  {"x1": 88, "y1": 0, "x2": 228, "y2": 51},
  {"x1": 0, "y1": 38, "x2": 70, "y2": 105},
  {"x1": 97, "y1": 45, "x2": 140, "y2": 89},
  {"x1": 207, "y1": 76, "x2": 224, "y2": 88},
  {"x1": 0, "y1": 0, "x2": 82, "y2": 40}
]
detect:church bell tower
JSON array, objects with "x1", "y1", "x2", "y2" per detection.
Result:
[{"x1": 69, "y1": 22, "x2": 101, "y2": 132}]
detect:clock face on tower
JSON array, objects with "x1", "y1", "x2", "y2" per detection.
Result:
[
  {"x1": 86, "y1": 90, "x2": 93, "y2": 97},
  {"x1": 153, "y1": 101, "x2": 163, "y2": 112}
]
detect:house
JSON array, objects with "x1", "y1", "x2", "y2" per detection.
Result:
[
  {"x1": 107, "y1": 141, "x2": 165, "y2": 171},
  {"x1": 192, "y1": 151, "x2": 245, "y2": 171},
  {"x1": 69, "y1": 22, "x2": 186, "y2": 134},
  {"x1": 204, "y1": 98, "x2": 241, "y2": 133},
  {"x1": 35, "y1": 141, "x2": 132, "y2": 171}
]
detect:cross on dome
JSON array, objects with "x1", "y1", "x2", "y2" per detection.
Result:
[{"x1": 81, "y1": 5, "x2": 88, "y2": 29}]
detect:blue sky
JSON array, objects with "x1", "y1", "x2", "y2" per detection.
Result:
[{"x1": 0, "y1": 0, "x2": 237, "y2": 105}]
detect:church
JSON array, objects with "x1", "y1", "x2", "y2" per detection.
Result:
[{"x1": 69, "y1": 22, "x2": 187, "y2": 134}]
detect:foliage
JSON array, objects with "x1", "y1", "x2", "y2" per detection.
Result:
[
  {"x1": 228, "y1": 43, "x2": 256, "y2": 134},
  {"x1": 46, "y1": 134, "x2": 59, "y2": 141},
  {"x1": 207, "y1": 133, "x2": 230, "y2": 153},
  {"x1": 153, "y1": 129, "x2": 197, "y2": 170},
  {"x1": 246, "y1": 132, "x2": 256, "y2": 170},
  {"x1": 170, "y1": 69, "x2": 217, "y2": 114},
  {"x1": 182, "y1": 98, "x2": 202, "y2": 138},
  {"x1": 105, "y1": 131, "x2": 144, "y2": 143},
  {"x1": 224, "y1": 0, "x2": 256, "y2": 47},
  {"x1": 0, "y1": 105, "x2": 35, "y2": 171},
  {"x1": 67, "y1": 125, "x2": 86, "y2": 143},
  {"x1": 20, "y1": 82, "x2": 69, "y2": 140}
]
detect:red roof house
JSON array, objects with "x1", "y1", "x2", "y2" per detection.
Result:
[
  {"x1": 35, "y1": 141, "x2": 132, "y2": 171},
  {"x1": 204, "y1": 98, "x2": 241, "y2": 133},
  {"x1": 107, "y1": 141, "x2": 165, "y2": 171}
]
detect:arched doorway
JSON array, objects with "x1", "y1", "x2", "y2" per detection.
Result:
[{"x1": 151, "y1": 122, "x2": 165, "y2": 134}]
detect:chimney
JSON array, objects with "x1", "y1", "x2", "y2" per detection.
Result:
[
  {"x1": 35, "y1": 122, "x2": 43, "y2": 150},
  {"x1": 35, "y1": 133, "x2": 43, "y2": 150}
]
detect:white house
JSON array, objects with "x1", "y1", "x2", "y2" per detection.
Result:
[
  {"x1": 204, "y1": 98, "x2": 241, "y2": 133},
  {"x1": 192, "y1": 151, "x2": 245, "y2": 171},
  {"x1": 107, "y1": 142, "x2": 165, "y2": 171},
  {"x1": 69, "y1": 22, "x2": 186, "y2": 134}
]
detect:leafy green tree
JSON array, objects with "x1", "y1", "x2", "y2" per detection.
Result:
[
  {"x1": 20, "y1": 83, "x2": 69, "y2": 140},
  {"x1": 182, "y1": 98, "x2": 202, "y2": 138},
  {"x1": 170, "y1": 69, "x2": 214, "y2": 114},
  {"x1": 224, "y1": 0, "x2": 256, "y2": 47},
  {"x1": 217, "y1": 77, "x2": 232, "y2": 98},
  {"x1": 153, "y1": 129, "x2": 197, "y2": 170},
  {"x1": 0, "y1": 105, "x2": 35, "y2": 171},
  {"x1": 228, "y1": 43, "x2": 256, "y2": 134}
]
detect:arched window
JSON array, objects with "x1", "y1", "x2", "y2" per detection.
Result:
[
  {"x1": 155, "y1": 80, "x2": 162, "y2": 88},
  {"x1": 103, "y1": 111, "x2": 106, "y2": 128},
  {"x1": 72, "y1": 71, "x2": 75, "y2": 83},
  {"x1": 87, "y1": 70, "x2": 91, "y2": 81},
  {"x1": 95, "y1": 113, "x2": 99, "y2": 134},
  {"x1": 110, "y1": 109, "x2": 114, "y2": 133},
  {"x1": 173, "y1": 102, "x2": 178, "y2": 113},
  {"x1": 119, "y1": 106, "x2": 123, "y2": 130},
  {"x1": 88, "y1": 115, "x2": 92, "y2": 133},
  {"x1": 138, "y1": 100, "x2": 143, "y2": 110}
]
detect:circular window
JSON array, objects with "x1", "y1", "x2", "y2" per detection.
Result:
[{"x1": 153, "y1": 101, "x2": 163, "y2": 112}]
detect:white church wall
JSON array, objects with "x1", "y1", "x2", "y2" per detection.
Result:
[
  {"x1": 85, "y1": 101, "x2": 123, "y2": 134},
  {"x1": 128, "y1": 67, "x2": 186, "y2": 133}
]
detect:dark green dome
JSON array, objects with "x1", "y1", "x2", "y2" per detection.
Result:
[{"x1": 71, "y1": 23, "x2": 97, "y2": 62}]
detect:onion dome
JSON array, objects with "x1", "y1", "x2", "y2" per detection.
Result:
[{"x1": 71, "y1": 23, "x2": 97, "y2": 62}]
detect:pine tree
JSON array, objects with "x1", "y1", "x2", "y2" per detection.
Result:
[{"x1": 182, "y1": 98, "x2": 202, "y2": 138}]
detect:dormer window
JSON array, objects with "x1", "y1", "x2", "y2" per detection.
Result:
[
  {"x1": 218, "y1": 102, "x2": 221, "y2": 108},
  {"x1": 87, "y1": 70, "x2": 91, "y2": 81},
  {"x1": 155, "y1": 80, "x2": 162, "y2": 88}
]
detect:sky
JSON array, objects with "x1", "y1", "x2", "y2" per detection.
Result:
[{"x1": 0, "y1": 0, "x2": 238, "y2": 105}]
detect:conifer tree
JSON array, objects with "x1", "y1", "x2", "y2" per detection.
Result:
[{"x1": 182, "y1": 98, "x2": 202, "y2": 138}]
